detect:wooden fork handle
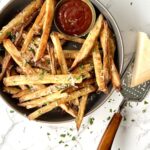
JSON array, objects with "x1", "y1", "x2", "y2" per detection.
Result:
[{"x1": 97, "y1": 112, "x2": 122, "y2": 150}]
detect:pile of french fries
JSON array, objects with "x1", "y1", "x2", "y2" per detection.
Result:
[{"x1": 0, "y1": 0, "x2": 121, "y2": 130}]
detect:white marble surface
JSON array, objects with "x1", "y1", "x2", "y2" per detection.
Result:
[{"x1": 0, "y1": 0, "x2": 150, "y2": 150}]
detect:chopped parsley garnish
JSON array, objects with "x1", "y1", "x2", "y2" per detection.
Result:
[
  {"x1": 72, "y1": 136, "x2": 76, "y2": 141},
  {"x1": 10, "y1": 110, "x2": 14, "y2": 113},
  {"x1": 109, "y1": 109, "x2": 112, "y2": 113},
  {"x1": 60, "y1": 134, "x2": 66, "y2": 138},
  {"x1": 123, "y1": 116, "x2": 127, "y2": 121},
  {"x1": 47, "y1": 132, "x2": 50, "y2": 136},
  {"x1": 6, "y1": 32, "x2": 16, "y2": 42},
  {"x1": 107, "y1": 116, "x2": 111, "y2": 120},
  {"x1": 70, "y1": 128, "x2": 73, "y2": 131},
  {"x1": 46, "y1": 59, "x2": 50, "y2": 64},
  {"x1": 76, "y1": 76, "x2": 82, "y2": 81},
  {"x1": 79, "y1": 64, "x2": 84, "y2": 69},
  {"x1": 59, "y1": 140, "x2": 64, "y2": 144},
  {"x1": 144, "y1": 101, "x2": 148, "y2": 105},
  {"x1": 6, "y1": 32, "x2": 11, "y2": 36},
  {"x1": 29, "y1": 47, "x2": 35, "y2": 53},
  {"x1": 88, "y1": 117, "x2": 95, "y2": 125},
  {"x1": 142, "y1": 109, "x2": 146, "y2": 113},
  {"x1": 131, "y1": 119, "x2": 135, "y2": 122},
  {"x1": 64, "y1": 144, "x2": 68, "y2": 147}
]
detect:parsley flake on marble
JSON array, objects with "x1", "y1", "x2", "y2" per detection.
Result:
[
  {"x1": 64, "y1": 144, "x2": 68, "y2": 147},
  {"x1": 72, "y1": 136, "x2": 76, "y2": 141},
  {"x1": 10, "y1": 110, "x2": 14, "y2": 113},
  {"x1": 107, "y1": 116, "x2": 111, "y2": 120},
  {"x1": 144, "y1": 101, "x2": 148, "y2": 105},
  {"x1": 47, "y1": 132, "x2": 50, "y2": 136},
  {"x1": 109, "y1": 109, "x2": 112, "y2": 113},
  {"x1": 59, "y1": 140, "x2": 64, "y2": 144},
  {"x1": 142, "y1": 109, "x2": 147, "y2": 113},
  {"x1": 60, "y1": 134, "x2": 66, "y2": 138},
  {"x1": 88, "y1": 117, "x2": 95, "y2": 125}
]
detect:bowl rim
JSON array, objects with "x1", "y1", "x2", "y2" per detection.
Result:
[{"x1": 0, "y1": 0, "x2": 124, "y2": 125}]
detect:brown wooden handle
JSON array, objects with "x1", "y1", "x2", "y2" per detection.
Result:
[{"x1": 97, "y1": 112, "x2": 122, "y2": 150}]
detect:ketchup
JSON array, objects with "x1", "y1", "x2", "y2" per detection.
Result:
[{"x1": 55, "y1": 0, "x2": 92, "y2": 36}]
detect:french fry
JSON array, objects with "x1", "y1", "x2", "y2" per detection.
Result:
[
  {"x1": 19, "y1": 92, "x2": 68, "y2": 108},
  {"x1": 100, "y1": 21, "x2": 111, "y2": 84},
  {"x1": 54, "y1": 32, "x2": 85, "y2": 44},
  {"x1": 19, "y1": 84, "x2": 70, "y2": 102},
  {"x1": 71, "y1": 15, "x2": 104, "y2": 69},
  {"x1": 65, "y1": 79, "x2": 95, "y2": 93},
  {"x1": 110, "y1": 56, "x2": 121, "y2": 90},
  {"x1": 28, "y1": 85, "x2": 96, "y2": 120},
  {"x1": 3, "y1": 87, "x2": 21, "y2": 95},
  {"x1": 0, "y1": 1, "x2": 42, "y2": 43},
  {"x1": 72, "y1": 64, "x2": 93, "y2": 74},
  {"x1": 21, "y1": 2, "x2": 46, "y2": 52},
  {"x1": 35, "y1": 0, "x2": 55, "y2": 61},
  {"x1": 47, "y1": 44, "x2": 57, "y2": 75},
  {"x1": 60, "y1": 104, "x2": 77, "y2": 118},
  {"x1": 3, "y1": 74, "x2": 84, "y2": 86},
  {"x1": 3, "y1": 39, "x2": 35, "y2": 75},
  {"x1": 0, "y1": 52, "x2": 11, "y2": 81},
  {"x1": 92, "y1": 43, "x2": 108, "y2": 93},
  {"x1": 75, "y1": 95, "x2": 88, "y2": 130},
  {"x1": 13, "y1": 89, "x2": 31, "y2": 99},
  {"x1": 28, "y1": 101, "x2": 58, "y2": 120},
  {"x1": 3, "y1": 39, "x2": 45, "y2": 89},
  {"x1": 71, "y1": 98, "x2": 80, "y2": 106},
  {"x1": 50, "y1": 32, "x2": 68, "y2": 74},
  {"x1": 62, "y1": 50, "x2": 79, "y2": 59}
]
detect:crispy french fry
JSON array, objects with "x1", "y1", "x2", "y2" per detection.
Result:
[
  {"x1": 28, "y1": 85, "x2": 96, "y2": 120},
  {"x1": 19, "y1": 92, "x2": 68, "y2": 108},
  {"x1": 44, "y1": 50, "x2": 79, "y2": 60},
  {"x1": 75, "y1": 95, "x2": 88, "y2": 130},
  {"x1": 100, "y1": 21, "x2": 111, "y2": 84},
  {"x1": 28, "y1": 101, "x2": 58, "y2": 120},
  {"x1": 65, "y1": 79, "x2": 95, "y2": 93},
  {"x1": 14, "y1": 26, "x2": 24, "y2": 46},
  {"x1": 19, "y1": 84, "x2": 70, "y2": 102},
  {"x1": 71, "y1": 15, "x2": 104, "y2": 69},
  {"x1": 0, "y1": 1, "x2": 42, "y2": 43},
  {"x1": 3, "y1": 74, "x2": 85, "y2": 86},
  {"x1": 72, "y1": 64, "x2": 93, "y2": 74},
  {"x1": 47, "y1": 44, "x2": 57, "y2": 75},
  {"x1": 3, "y1": 39, "x2": 45, "y2": 89},
  {"x1": 35, "y1": 0, "x2": 55, "y2": 61},
  {"x1": 108, "y1": 30, "x2": 116, "y2": 58},
  {"x1": 3, "y1": 39, "x2": 35, "y2": 75},
  {"x1": 13, "y1": 89, "x2": 31, "y2": 99},
  {"x1": 72, "y1": 98, "x2": 80, "y2": 106},
  {"x1": 21, "y1": 2, "x2": 46, "y2": 52},
  {"x1": 92, "y1": 43, "x2": 108, "y2": 93},
  {"x1": 0, "y1": 52, "x2": 11, "y2": 81},
  {"x1": 110, "y1": 56, "x2": 121, "y2": 90},
  {"x1": 60, "y1": 104, "x2": 77, "y2": 118},
  {"x1": 3, "y1": 87, "x2": 21, "y2": 95},
  {"x1": 51, "y1": 32, "x2": 68, "y2": 74},
  {"x1": 62, "y1": 50, "x2": 79, "y2": 59},
  {"x1": 54, "y1": 32, "x2": 85, "y2": 44}
]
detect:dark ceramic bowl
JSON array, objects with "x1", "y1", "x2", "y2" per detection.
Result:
[{"x1": 0, "y1": 0, "x2": 124, "y2": 123}]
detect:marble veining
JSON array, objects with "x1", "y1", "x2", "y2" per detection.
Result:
[{"x1": 0, "y1": 0, "x2": 150, "y2": 150}]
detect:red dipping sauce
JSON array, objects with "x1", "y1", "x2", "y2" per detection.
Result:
[{"x1": 55, "y1": 0, "x2": 93, "y2": 36}]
